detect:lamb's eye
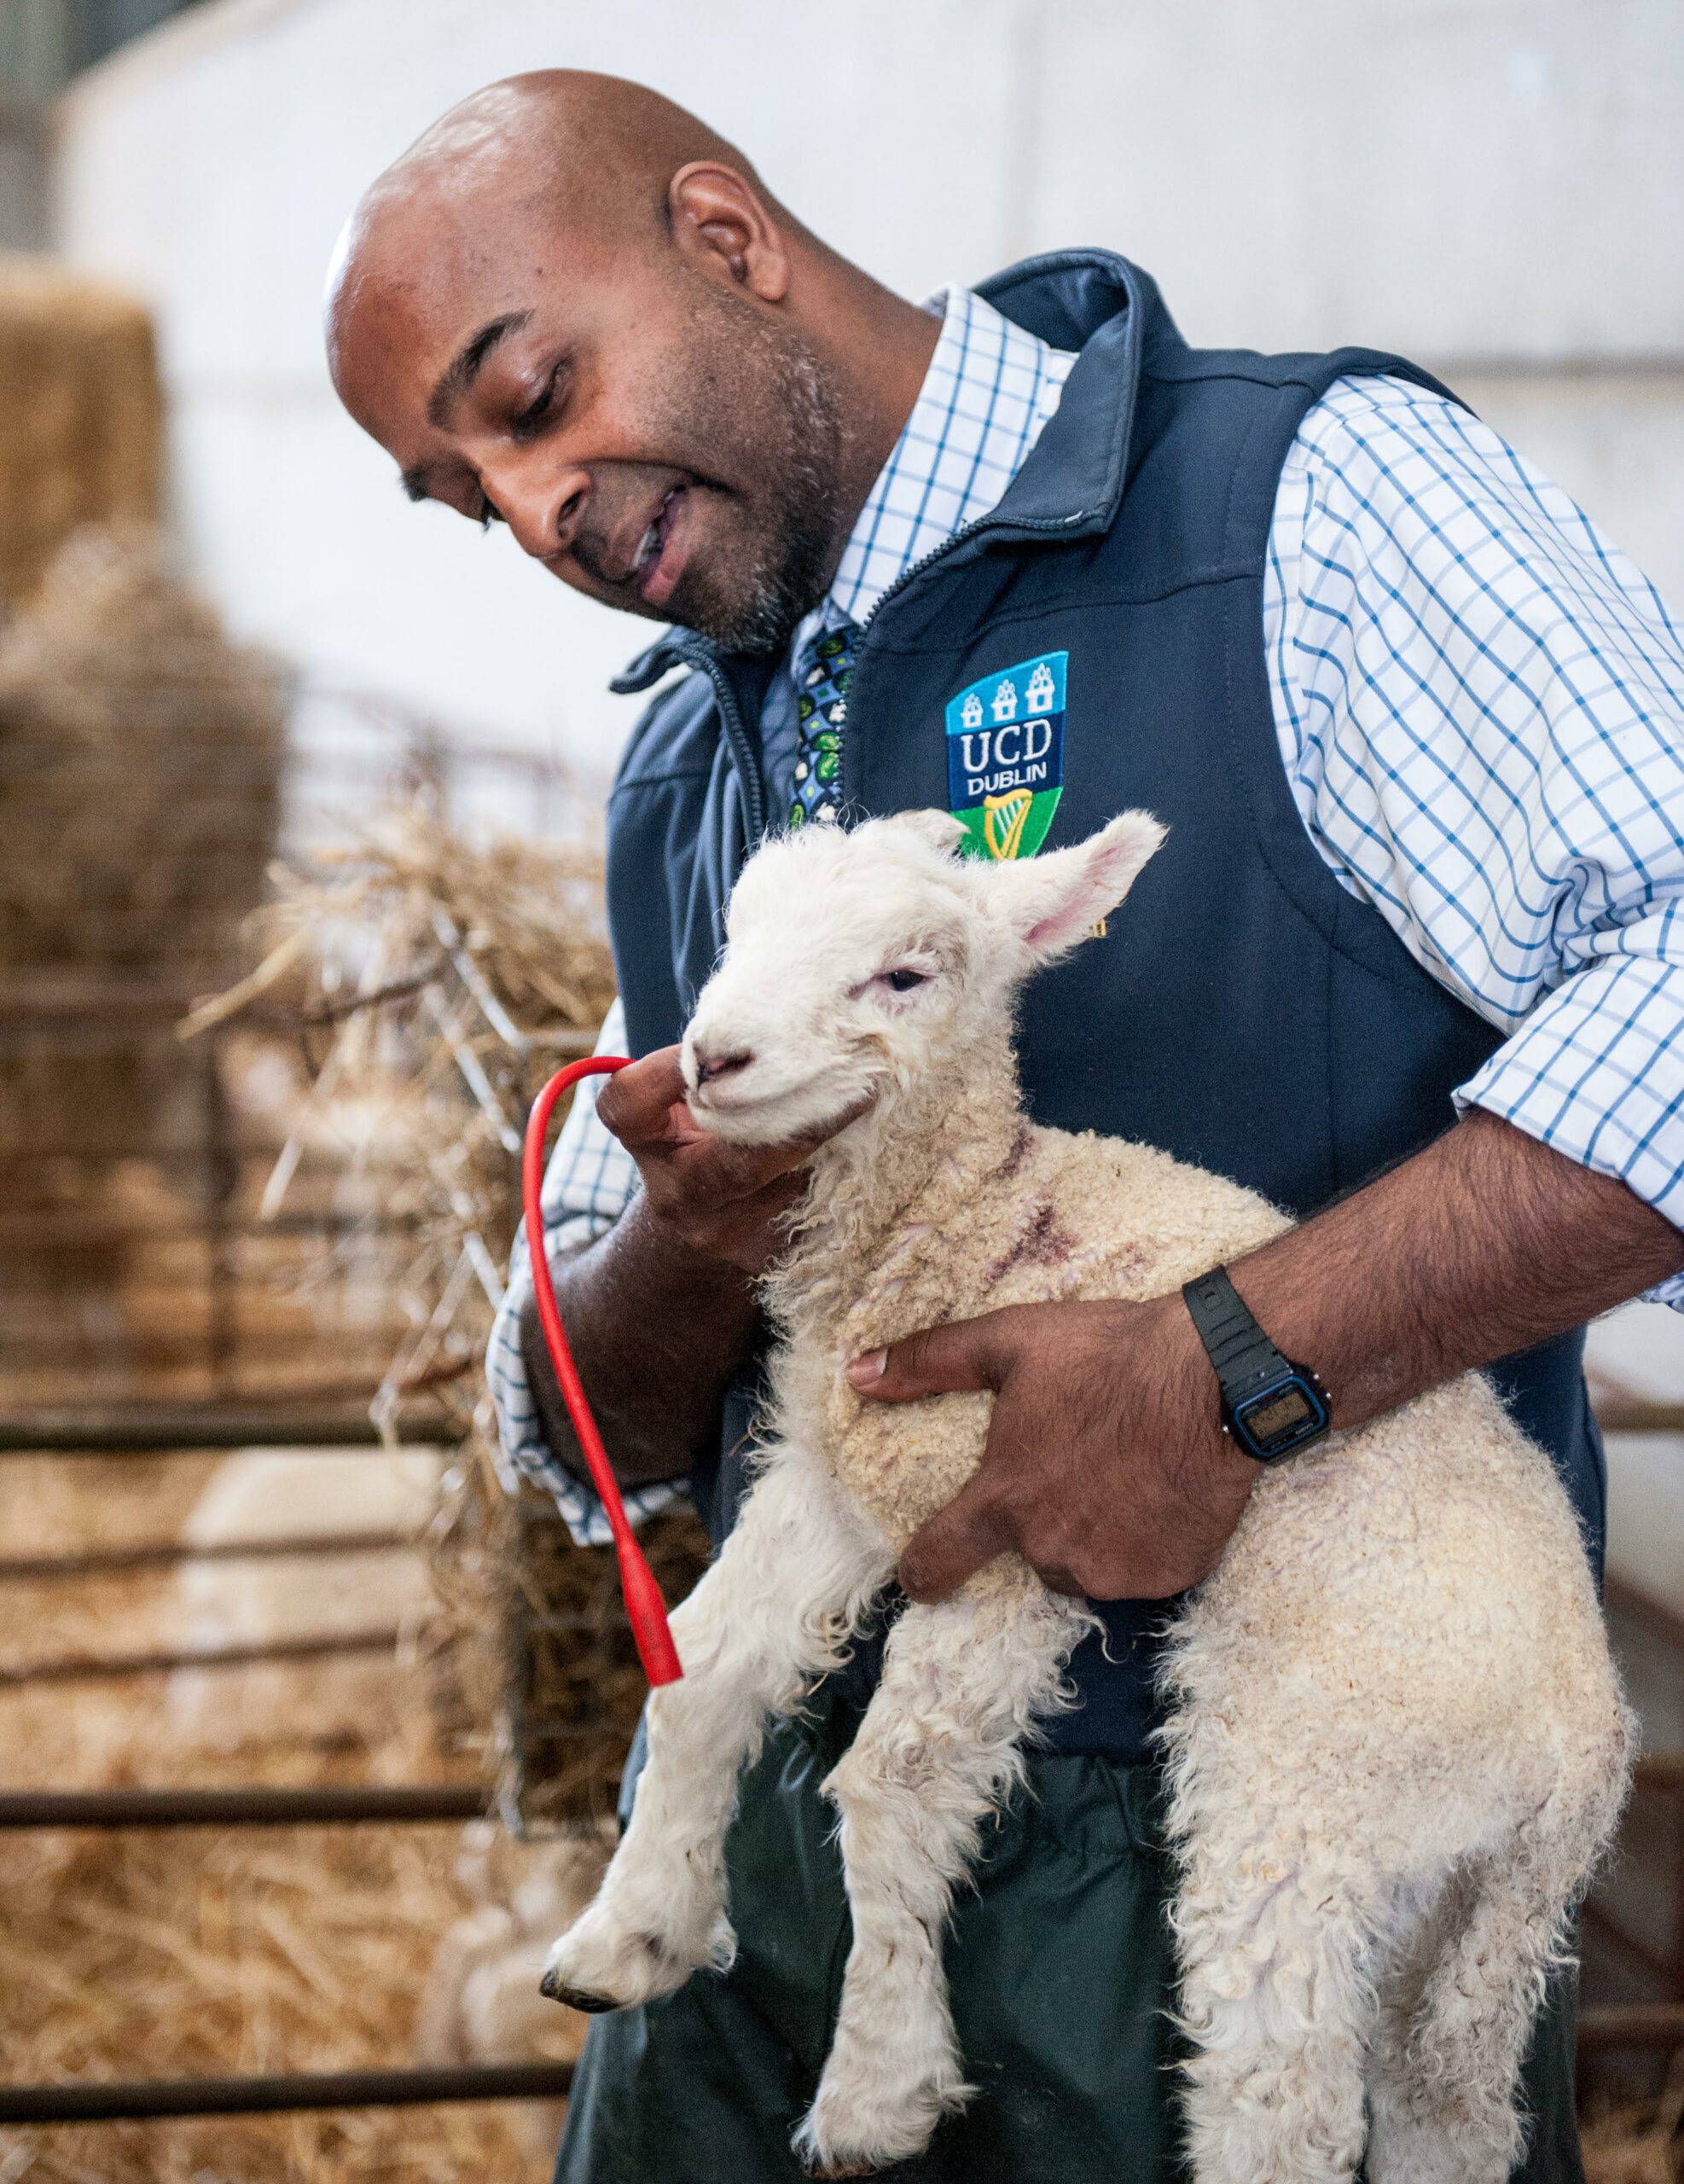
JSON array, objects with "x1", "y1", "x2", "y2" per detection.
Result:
[{"x1": 881, "y1": 968, "x2": 927, "y2": 994}]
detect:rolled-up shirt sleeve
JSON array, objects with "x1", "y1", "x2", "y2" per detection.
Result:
[
  {"x1": 485, "y1": 999, "x2": 689, "y2": 1542},
  {"x1": 1264, "y1": 375, "x2": 1684, "y2": 1304}
]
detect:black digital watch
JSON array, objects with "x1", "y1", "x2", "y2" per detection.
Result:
[{"x1": 1180, "y1": 1265, "x2": 1332, "y2": 1462}]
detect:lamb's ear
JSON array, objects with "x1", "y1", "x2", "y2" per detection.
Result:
[
  {"x1": 988, "y1": 810, "x2": 1167, "y2": 961},
  {"x1": 879, "y1": 809, "x2": 969, "y2": 856}
]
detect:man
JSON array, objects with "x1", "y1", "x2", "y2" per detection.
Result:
[{"x1": 328, "y1": 72, "x2": 1684, "y2": 2182}]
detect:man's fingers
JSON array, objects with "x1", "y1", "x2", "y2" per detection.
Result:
[
  {"x1": 602, "y1": 1049, "x2": 850, "y2": 1189},
  {"x1": 669, "y1": 1088, "x2": 879, "y2": 1194},
  {"x1": 897, "y1": 1478, "x2": 1013, "y2": 1605},
  {"x1": 693, "y1": 1172, "x2": 810, "y2": 1273},
  {"x1": 671, "y1": 1130, "x2": 819, "y2": 1198},
  {"x1": 595, "y1": 1048, "x2": 687, "y2": 1147},
  {"x1": 845, "y1": 1310, "x2": 1018, "y2": 1403}
]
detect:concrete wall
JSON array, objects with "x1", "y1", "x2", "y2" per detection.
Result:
[
  {"x1": 0, "y1": 98, "x2": 49, "y2": 247},
  {"x1": 53, "y1": 0, "x2": 1684, "y2": 796}
]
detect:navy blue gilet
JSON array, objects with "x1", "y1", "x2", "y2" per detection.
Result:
[{"x1": 602, "y1": 249, "x2": 1605, "y2": 1765}]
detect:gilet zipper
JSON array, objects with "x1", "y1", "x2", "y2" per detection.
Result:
[
  {"x1": 662, "y1": 635, "x2": 768, "y2": 846},
  {"x1": 840, "y1": 504, "x2": 1092, "y2": 810}
]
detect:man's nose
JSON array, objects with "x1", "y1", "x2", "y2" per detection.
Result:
[{"x1": 486, "y1": 459, "x2": 590, "y2": 562}]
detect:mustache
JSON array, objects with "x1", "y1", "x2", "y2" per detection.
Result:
[
  {"x1": 567, "y1": 526, "x2": 622, "y2": 591},
  {"x1": 570, "y1": 472, "x2": 716, "y2": 593}
]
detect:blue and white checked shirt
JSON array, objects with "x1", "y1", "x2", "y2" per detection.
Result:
[{"x1": 490, "y1": 288, "x2": 1684, "y2": 1542}]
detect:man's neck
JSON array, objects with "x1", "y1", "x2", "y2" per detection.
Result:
[{"x1": 794, "y1": 250, "x2": 943, "y2": 590}]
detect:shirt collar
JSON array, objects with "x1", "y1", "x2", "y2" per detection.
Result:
[{"x1": 803, "y1": 286, "x2": 1077, "y2": 646}]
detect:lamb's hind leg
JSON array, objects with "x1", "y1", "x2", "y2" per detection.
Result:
[
  {"x1": 793, "y1": 1562, "x2": 1092, "y2": 2179},
  {"x1": 1170, "y1": 1831, "x2": 1384, "y2": 2184},
  {"x1": 542, "y1": 1443, "x2": 891, "y2": 2014},
  {"x1": 1366, "y1": 1811, "x2": 1610, "y2": 2184},
  {"x1": 1162, "y1": 1684, "x2": 1388, "y2": 2184}
]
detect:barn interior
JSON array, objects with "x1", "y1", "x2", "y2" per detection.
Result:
[{"x1": 0, "y1": 4, "x2": 1680, "y2": 2180}]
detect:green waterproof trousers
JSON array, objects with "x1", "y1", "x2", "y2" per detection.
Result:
[{"x1": 554, "y1": 1687, "x2": 1584, "y2": 2184}]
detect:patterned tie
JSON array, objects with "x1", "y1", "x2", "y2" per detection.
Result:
[{"x1": 788, "y1": 619, "x2": 857, "y2": 828}]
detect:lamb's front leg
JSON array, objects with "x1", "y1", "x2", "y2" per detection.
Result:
[
  {"x1": 542, "y1": 1443, "x2": 891, "y2": 2014},
  {"x1": 794, "y1": 1561, "x2": 1093, "y2": 2178}
]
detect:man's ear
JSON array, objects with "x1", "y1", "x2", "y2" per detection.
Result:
[
  {"x1": 987, "y1": 810, "x2": 1167, "y2": 961},
  {"x1": 670, "y1": 162, "x2": 789, "y2": 303}
]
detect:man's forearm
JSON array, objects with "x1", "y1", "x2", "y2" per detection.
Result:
[
  {"x1": 1225, "y1": 1109, "x2": 1684, "y2": 1427},
  {"x1": 520, "y1": 1188, "x2": 764, "y2": 1489}
]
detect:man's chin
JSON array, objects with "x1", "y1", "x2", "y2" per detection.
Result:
[
  {"x1": 671, "y1": 575, "x2": 816, "y2": 657},
  {"x1": 664, "y1": 513, "x2": 833, "y2": 656}
]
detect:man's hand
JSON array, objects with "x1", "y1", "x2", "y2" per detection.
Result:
[
  {"x1": 520, "y1": 1043, "x2": 871, "y2": 1490},
  {"x1": 847, "y1": 1294, "x2": 1257, "y2": 1603},
  {"x1": 599, "y1": 1045, "x2": 863, "y2": 1273}
]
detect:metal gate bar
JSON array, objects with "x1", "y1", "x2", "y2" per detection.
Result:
[
  {"x1": 0, "y1": 1403, "x2": 462, "y2": 1453},
  {"x1": 0, "y1": 2017, "x2": 1675, "y2": 2129},
  {"x1": 0, "y1": 1626, "x2": 405, "y2": 1687},
  {"x1": 0, "y1": 1784, "x2": 491, "y2": 1828},
  {"x1": 1576, "y1": 2004, "x2": 1684, "y2": 2053},
  {"x1": 0, "y1": 1530, "x2": 409, "y2": 1580},
  {"x1": 0, "y1": 2059, "x2": 575, "y2": 2125}
]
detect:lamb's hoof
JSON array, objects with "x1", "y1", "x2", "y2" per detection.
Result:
[
  {"x1": 537, "y1": 1968, "x2": 618, "y2": 2013},
  {"x1": 793, "y1": 2043, "x2": 972, "y2": 2177},
  {"x1": 793, "y1": 2105, "x2": 936, "y2": 2178},
  {"x1": 540, "y1": 1902, "x2": 735, "y2": 2014}
]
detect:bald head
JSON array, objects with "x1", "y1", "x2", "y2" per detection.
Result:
[
  {"x1": 332, "y1": 73, "x2": 769, "y2": 331},
  {"x1": 327, "y1": 73, "x2": 939, "y2": 653}
]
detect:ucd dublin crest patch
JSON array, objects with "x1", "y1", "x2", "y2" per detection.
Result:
[{"x1": 944, "y1": 650, "x2": 1066, "y2": 859}]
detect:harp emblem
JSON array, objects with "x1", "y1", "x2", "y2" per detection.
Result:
[{"x1": 983, "y1": 787, "x2": 1034, "y2": 862}]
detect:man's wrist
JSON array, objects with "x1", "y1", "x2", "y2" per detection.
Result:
[
  {"x1": 1129, "y1": 1293, "x2": 1262, "y2": 1480},
  {"x1": 1181, "y1": 1265, "x2": 1333, "y2": 1461}
]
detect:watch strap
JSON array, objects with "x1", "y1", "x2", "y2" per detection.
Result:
[{"x1": 1181, "y1": 1264, "x2": 1292, "y2": 1404}]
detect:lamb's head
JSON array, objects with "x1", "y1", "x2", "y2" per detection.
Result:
[{"x1": 681, "y1": 806, "x2": 1165, "y2": 1147}]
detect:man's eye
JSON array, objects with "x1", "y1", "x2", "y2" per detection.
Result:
[
  {"x1": 479, "y1": 498, "x2": 505, "y2": 531},
  {"x1": 881, "y1": 968, "x2": 928, "y2": 993},
  {"x1": 510, "y1": 367, "x2": 562, "y2": 444}
]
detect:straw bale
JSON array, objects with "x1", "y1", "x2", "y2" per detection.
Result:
[
  {"x1": 429, "y1": 1439, "x2": 711, "y2": 1831},
  {"x1": 0, "y1": 524, "x2": 286, "y2": 979},
  {"x1": 0, "y1": 256, "x2": 161, "y2": 606},
  {"x1": 209, "y1": 804, "x2": 711, "y2": 1826},
  {"x1": 0, "y1": 523, "x2": 289, "y2": 1364}
]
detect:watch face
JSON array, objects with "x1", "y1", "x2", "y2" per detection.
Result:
[
  {"x1": 1246, "y1": 1387, "x2": 1315, "y2": 1442},
  {"x1": 1232, "y1": 1374, "x2": 1329, "y2": 1460}
]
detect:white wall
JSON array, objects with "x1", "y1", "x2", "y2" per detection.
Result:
[{"x1": 54, "y1": 0, "x2": 1684, "y2": 800}]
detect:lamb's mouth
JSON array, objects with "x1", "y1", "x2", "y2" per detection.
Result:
[{"x1": 688, "y1": 1065, "x2": 868, "y2": 1141}]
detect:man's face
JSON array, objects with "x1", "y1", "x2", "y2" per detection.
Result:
[{"x1": 332, "y1": 202, "x2": 846, "y2": 655}]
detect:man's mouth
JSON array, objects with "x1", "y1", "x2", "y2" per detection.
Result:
[{"x1": 633, "y1": 486, "x2": 689, "y2": 607}]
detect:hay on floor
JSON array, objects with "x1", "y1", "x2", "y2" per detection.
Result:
[{"x1": 0, "y1": 1449, "x2": 583, "y2": 2184}]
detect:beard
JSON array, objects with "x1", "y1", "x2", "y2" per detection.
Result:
[{"x1": 659, "y1": 281, "x2": 848, "y2": 656}]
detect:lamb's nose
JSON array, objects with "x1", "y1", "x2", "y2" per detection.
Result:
[{"x1": 693, "y1": 1043, "x2": 752, "y2": 1087}]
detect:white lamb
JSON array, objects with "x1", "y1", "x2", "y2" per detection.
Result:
[{"x1": 541, "y1": 809, "x2": 1631, "y2": 2182}]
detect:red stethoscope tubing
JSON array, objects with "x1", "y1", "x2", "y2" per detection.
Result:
[{"x1": 522, "y1": 1056, "x2": 683, "y2": 1686}]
